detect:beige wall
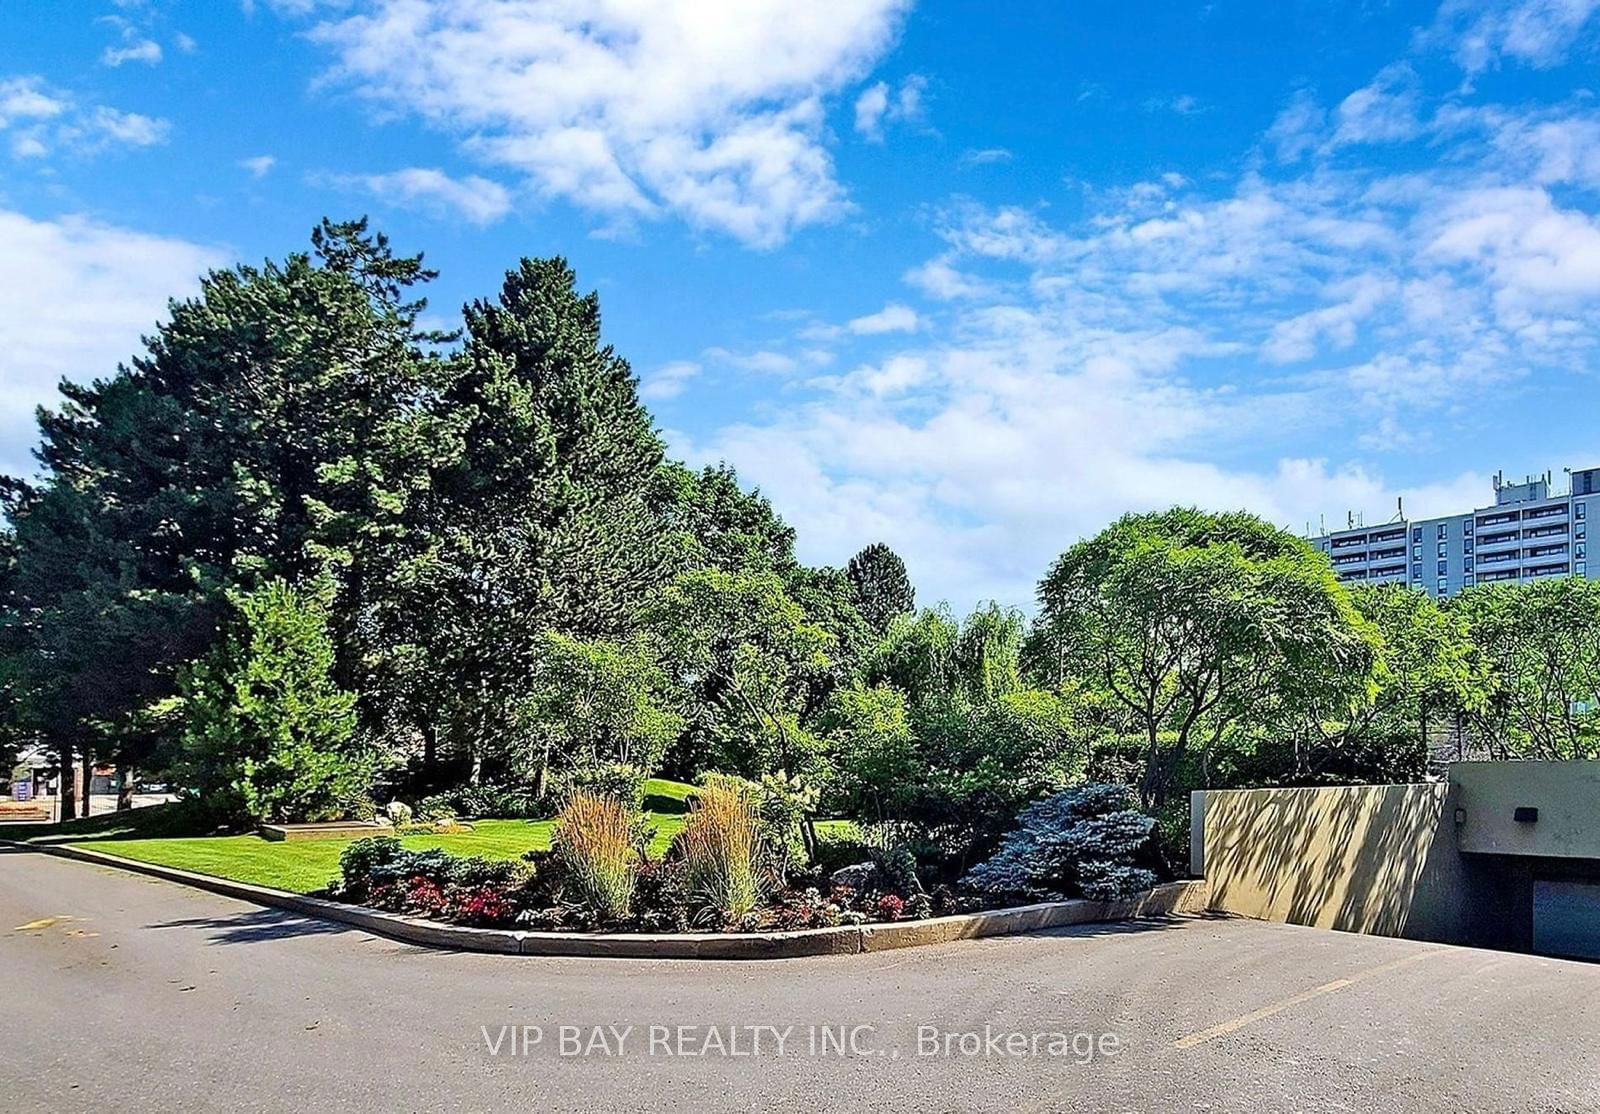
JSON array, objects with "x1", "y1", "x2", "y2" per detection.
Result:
[
  {"x1": 1197, "y1": 783, "x2": 1495, "y2": 945},
  {"x1": 1454, "y1": 761, "x2": 1600, "y2": 859}
]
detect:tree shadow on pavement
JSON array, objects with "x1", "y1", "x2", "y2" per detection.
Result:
[
  {"x1": 145, "y1": 907, "x2": 359, "y2": 945},
  {"x1": 1018, "y1": 912, "x2": 1227, "y2": 942}
]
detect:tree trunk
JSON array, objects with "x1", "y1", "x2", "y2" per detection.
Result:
[
  {"x1": 117, "y1": 764, "x2": 135, "y2": 811},
  {"x1": 421, "y1": 720, "x2": 437, "y2": 776},
  {"x1": 81, "y1": 750, "x2": 94, "y2": 819},
  {"x1": 58, "y1": 743, "x2": 77, "y2": 821}
]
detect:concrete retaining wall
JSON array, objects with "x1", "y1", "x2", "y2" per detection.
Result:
[{"x1": 1196, "y1": 783, "x2": 1497, "y2": 946}]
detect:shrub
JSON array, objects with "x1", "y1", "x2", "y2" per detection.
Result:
[
  {"x1": 554, "y1": 790, "x2": 646, "y2": 920},
  {"x1": 962, "y1": 783, "x2": 1156, "y2": 902},
  {"x1": 673, "y1": 781, "x2": 765, "y2": 924},
  {"x1": 862, "y1": 823, "x2": 925, "y2": 896},
  {"x1": 418, "y1": 783, "x2": 549, "y2": 820},
  {"x1": 563, "y1": 763, "x2": 648, "y2": 808},
  {"x1": 338, "y1": 836, "x2": 404, "y2": 894}
]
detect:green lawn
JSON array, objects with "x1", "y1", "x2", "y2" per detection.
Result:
[
  {"x1": 2, "y1": 779, "x2": 859, "y2": 896},
  {"x1": 3, "y1": 779, "x2": 695, "y2": 895}
]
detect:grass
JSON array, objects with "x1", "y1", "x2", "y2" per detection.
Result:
[{"x1": 2, "y1": 779, "x2": 696, "y2": 895}]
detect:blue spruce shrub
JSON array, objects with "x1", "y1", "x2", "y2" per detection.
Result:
[{"x1": 962, "y1": 783, "x2": 1156, "y2": 902}]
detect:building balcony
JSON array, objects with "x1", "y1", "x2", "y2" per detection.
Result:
[
  {"x1": 1525, "y1": 563, "x2": 1571, "y2": 579},
  {"x1": 1478, "y1": 553, "x2": 1519, "y2": 567},
  {"x1": 1524, "y1": 524, "x2": 1569, "y2": 540},
  {"x1": 1370, "y1": 547, "x2": 1406, "y2": 561},
  {"x1": 1368, "y1": 529, "x2": 1406, "y2": 544},
  {"x1": 1477, "y1": 531, "x2": 1521, "y2": 550},
  {"x1": 1478, "y1": 512, "x2": 1520, "y2": 528},
  {"x1": 1525, "y1": 544, "x2": 1569, "y2": 559},
  {"x1": 1523, "y1": 505, "x2": 1569, "y2": 521}
]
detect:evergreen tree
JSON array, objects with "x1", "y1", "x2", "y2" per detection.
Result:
[
  {"x1": 846, "y1": 542, "x2": 915, "y2": 634},
  {"x1": 399, "y1": 258, "x2": 671, "y2": 780},
  {"x1": 1, "y1": 219, "x2": 450, "y2": 812},
  {"x1": 177, "y1": 579, "x2": 366, "y2": 825}
]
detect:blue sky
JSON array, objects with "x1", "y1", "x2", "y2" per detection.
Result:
[{"x1": 3, "y1": 0, "x2": 1600, "y2": 608}]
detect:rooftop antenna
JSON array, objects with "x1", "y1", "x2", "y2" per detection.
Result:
[{"x1": 1394, "y1": 496, "x2": 1404, "y2": 522}]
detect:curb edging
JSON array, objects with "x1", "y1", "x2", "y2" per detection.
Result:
[{"x1": 5, "y1": 839, "x2": 1211, "y2": 959}]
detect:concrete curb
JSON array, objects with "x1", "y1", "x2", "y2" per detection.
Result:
[{"x1": 5, "y1": 839, "x2": 1211, "y2": 959}]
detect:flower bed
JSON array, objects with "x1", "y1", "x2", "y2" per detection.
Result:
[{"x1": 324, "y1": 781, "x2": 1162, "y2": 935}]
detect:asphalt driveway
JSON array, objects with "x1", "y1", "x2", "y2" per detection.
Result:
[{"x1": 2, "y1": 847, "x2": 1596, "y2": 1113}]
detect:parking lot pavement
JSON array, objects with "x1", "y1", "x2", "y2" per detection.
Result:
[{"x1": 3, "y1": 847, "x2": 1598, "y2": 1113}]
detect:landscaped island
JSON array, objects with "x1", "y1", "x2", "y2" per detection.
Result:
[{"x1": 4, "y1": 219, "x2": 1596, "y2": 943}]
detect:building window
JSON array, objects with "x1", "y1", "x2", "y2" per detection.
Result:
[
  {"x1": 1413, "y1": 544, "x2": 1422, "y2": 559},
  {"x1": 1437, "y1": 541, "x2": 1447, "y2": 557},
  {"x1": 1412, "y1": 562, "x2": 1423, "y2": 579},
  {"x1": 1437, "y1": 523, "x2": 1447, "y2": 539},
  {"x1": 1578, "y1": 543, "x2": 1587, "y2": 561},
  {"x1": 1437, "y1": 578, "x2": 1448, "y2": 593},
  {"x1": 1464, "y1": 542, "x2": 1474, "y2": 555},
  {"x1": 1464, "y1": 521, "x2": 1473, "y2": 536},
  {"x1": 1437, "y1": 559, "x2": 1448, "y2": 576},
  {"x1": 1579, "y1": 502, "x2": 1588, "y2": 521},
  {"x1": 1464, "y1": 576, "x2": 1475, "y2": 588},
  {"x1": 1413, "y1": 526, "x2": 1422, "y2": 541},
  {"x1": 1464, "y1": 559, "x2": 1473, "y2": 572},
  {"x1": 1580, "y1": 562, "x2": 1588, "y2": 575},
  {"x1": 1578, "y1": 523, "x2": 1587, "y2": 540}
]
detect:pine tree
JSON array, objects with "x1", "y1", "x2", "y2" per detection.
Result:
[
  {"x1": 401, "y1": 258, "x2": 671, "y2": 779},
  {"x1": 846, "y1": 542, "x2": 916, "y2": 635}
]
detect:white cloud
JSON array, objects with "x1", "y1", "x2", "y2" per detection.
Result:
[
  {"x1": 175, "y1": 32, "x2": 198, "y2": 53},
  {"x1": 1432, "y1": 0, "x2": 1600, "y2": 73},
  {"x1": 83, "y1": 106, "x2": 169, "y2": 147},
  {"x1": 667, "y1": 59, "x2": 1600, "y2": 608},
  {"x1": 1328, "y1": 64, "x2": 1422, "y2": 148},
  {"x1": 1426, "y1": 185, "x2": 1600, "y2": 300},
  {"x1": 853, "y1": 73, "x2": 928, "y2": 142},
  {"x1": 847, "y1": 303, "x2": 920, "y2": 335},
  {"x1": 103, "y1": 38, "x2": 163, "y2": 66},
  {"x1": 239, "y1": 154, "x2": 277, "y2": 177},
  {"x1": 0, "y1": 210, "x2": 225, "y2": 478},
  {"x1": 704, "y1": 347, "x2": 806, "y2": 375},
  {"x1": 640, "y1": 359, "x2": 701, "y2": 401},
  {"x1": 854, "y1": 81, "x2": 890, "y2": 140},
  {"x1": 902, "y1": 255, "x2": 997, "y2": 301},
  {"x1": 1265, "y1": 90, "x2": 1327, "y2": 163},
  {"x1": 324, "y1": 167, "x2": 514, "y2": 225},
  {"x1": 958, "y1": 147, "x2": 1012, "y2": 167},
  {"x1": 1145, "y1": 93, "x2": 1203, "y2": 115},
  {"x1": 287, "y1": 0, "x2": 912, "y2": 248},
  {"x1": 0, "y1": 75, "x2": 169, "y2": 158},
  {"x1": 0, "y1": 77, "x2": 67, "y2": 126}
]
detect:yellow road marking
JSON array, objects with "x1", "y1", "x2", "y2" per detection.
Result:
[
  {"x1": 13, "y1": 916, "x2": 67, "y2": 932},
  {"x1": 1173, "y1": 948, "x2": 1446, "y2": 1049}
]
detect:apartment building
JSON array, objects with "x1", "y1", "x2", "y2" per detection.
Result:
[{"x1": 1308, "y1": 466, "x2": 1598, "y2": 598}]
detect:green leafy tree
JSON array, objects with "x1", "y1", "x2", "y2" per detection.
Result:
[
  {"x1": 177, "y1": 580, "x2": 368, "y2": 825},
  {"x1": 1285, "y1": 584, "x2": 1486, "y2": 780},
  {"x1": 817, "y1": 683, "x2": 915, "y2": 820},
  {"x1": 1037, "y1": 508, "x2": 1380, "y2": 807},
  {"x1": 846, "y1": 543, "x2": 915, "y2": 634},
  {"x1": 648, "y1": 568, "x2": 834, "y2": 781},
  {"x1": 518, "y1": 630, "x2": 684, "y2": 795},
  {"x1": 1455, "y1": 579, "x2": 1600, "y2": 759}
]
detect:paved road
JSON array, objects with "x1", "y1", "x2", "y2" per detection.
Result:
[{"x1": 3, "y1": 847, "x2": 1598, "y2": 1113}]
